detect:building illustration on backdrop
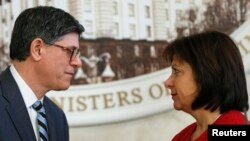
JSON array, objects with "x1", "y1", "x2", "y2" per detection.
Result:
[{"x1": 1, "y1": 0, "x2": 250, "y2": 84}]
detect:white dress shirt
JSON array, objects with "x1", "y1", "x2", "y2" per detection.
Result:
[{"x1": 10, "y1": 64, "x2": 43, "y2": 141}]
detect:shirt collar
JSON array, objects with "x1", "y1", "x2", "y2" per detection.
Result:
[{"x1": 10, "y1": 64, "x2": 43, "y2": 108}]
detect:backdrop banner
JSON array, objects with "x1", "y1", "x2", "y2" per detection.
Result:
[
  {"x1": 47, "y1": 19, "x2": 250, "y2": 127},
  {"x1": 47, "y1": 68, "x2": 173, "y2": 126}
]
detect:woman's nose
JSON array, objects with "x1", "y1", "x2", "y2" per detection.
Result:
[{"x1": 164, "y1": 75, "x2": 173, "y2": 89}]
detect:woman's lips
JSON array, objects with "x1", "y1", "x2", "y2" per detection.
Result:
[{"x1": 171, "y1": 93, "x2": 177, "y2": 99}]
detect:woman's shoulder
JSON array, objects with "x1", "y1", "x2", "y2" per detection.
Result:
[
  {"x1": 214, "y1": 110, "x2": 246, "y2": 124},
  {"x1": 172, "y1": 122, "x2": 197, "y2": 141}
]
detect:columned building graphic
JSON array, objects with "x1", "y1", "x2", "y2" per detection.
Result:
[{"x1": 1, "y1": 0, "x2": 246, "y2": 83}]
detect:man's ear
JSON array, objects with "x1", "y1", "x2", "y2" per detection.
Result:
[{"x1": 30, "y1": 38, "x2": 44, "y2": 61}]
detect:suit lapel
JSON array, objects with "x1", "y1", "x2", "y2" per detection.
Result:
[
  {"x1": 43, "y1": 98, "x2": 57, "y2": 141},
  {"x1": 1, "y1": 68, "x2": 36, "y2": 141},
  {"x1": 6, "y1": 101, "x2": 36, "y2": 141}
]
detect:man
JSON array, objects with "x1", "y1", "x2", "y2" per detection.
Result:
[{"x1": 0, "y1": 6, "x2": 84, "y2": 141}]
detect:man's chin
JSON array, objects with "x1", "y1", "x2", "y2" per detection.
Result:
[{"x1": 54, "y1": 84, "x2": 70, "y2": 91}]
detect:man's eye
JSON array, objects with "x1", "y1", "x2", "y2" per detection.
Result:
[{"x1": 66, "y1": 48, "x2": 74, "y2": 54}]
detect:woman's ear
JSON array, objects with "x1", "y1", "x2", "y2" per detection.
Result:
[{"x1": 30, "y1": 38, "x2": 44, "y2": 61}]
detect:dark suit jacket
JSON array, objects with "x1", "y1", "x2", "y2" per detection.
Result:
[{"x1": 0, "y1": 67, "x2": 69, "y2": 141}]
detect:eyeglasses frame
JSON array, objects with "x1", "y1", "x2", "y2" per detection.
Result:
[{"x1": 45, "y1": 42, "x2": 80, "y2": 61}]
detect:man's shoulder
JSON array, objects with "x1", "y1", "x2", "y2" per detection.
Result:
[
  {"x1": 0, "y1": 67, "x2": 11, "y2": 80},
  {"x1": 43, "y1": 96, "x2": 65, "y2": 114}
]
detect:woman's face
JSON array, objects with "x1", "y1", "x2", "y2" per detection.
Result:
[{"x1": 165, "y1": 56, "x2": 198, "y2": 112}]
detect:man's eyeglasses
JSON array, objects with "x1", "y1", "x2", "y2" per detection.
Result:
[{"x1": 45, "y1": 42, "x2": 80, "y2": 61}]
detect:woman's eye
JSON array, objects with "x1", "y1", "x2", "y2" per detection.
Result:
[{"x1": 172, "y1": 68, "x2": 180, "y2": 74}]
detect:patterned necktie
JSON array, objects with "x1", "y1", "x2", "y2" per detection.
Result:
[{"x1": 32, "y1": 100, "x2": 49, "y2": 141}]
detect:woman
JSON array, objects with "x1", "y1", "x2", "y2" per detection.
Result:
[{"x1": 163, "y1": 31, "x2": 249, "y2": 141}]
